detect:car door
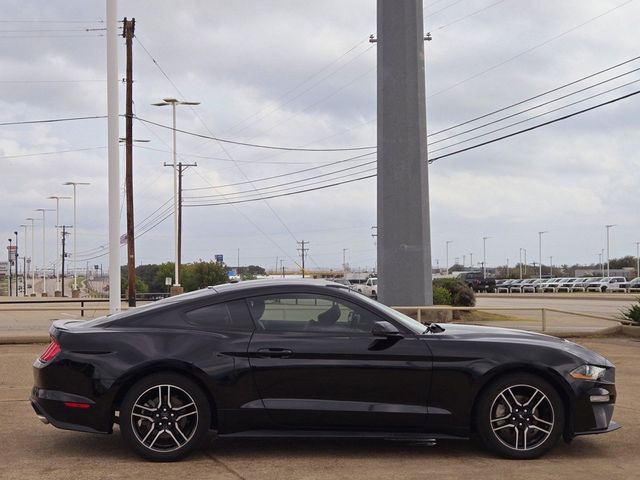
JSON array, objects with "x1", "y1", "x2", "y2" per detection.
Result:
[{"x1": 246, "y1": 291, "x2": 431, "y2": 431}]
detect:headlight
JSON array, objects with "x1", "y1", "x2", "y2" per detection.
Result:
[{"x1": 570, "y1": 365, "x2": 607, "y2": 381}]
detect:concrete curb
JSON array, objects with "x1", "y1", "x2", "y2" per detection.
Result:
[
  {"x1": 621, "y1": 325, "x2": 640, "y2": 338},
  {"x1": 0, "y1": 334, "x2": 50, "y2": 345}
]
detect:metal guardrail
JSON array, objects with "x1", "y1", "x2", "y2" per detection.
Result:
[{"x1": 393, "y1": 305, "x2": 632, "y2": 332}]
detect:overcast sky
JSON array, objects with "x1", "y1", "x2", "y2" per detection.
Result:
[{"x1": 1, "y1": 0, "x2": 639, "y2": 275}]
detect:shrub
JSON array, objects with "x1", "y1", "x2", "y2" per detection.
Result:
[
  {"x1": 620, "y1": 299, "x2": 640, "y2": 325},
  {"x1": 433, "y1": 286, "x2": 452, "y2": 305},
  {"x1": 433, "y1": 278, "x2": 476, "y2": 307}
]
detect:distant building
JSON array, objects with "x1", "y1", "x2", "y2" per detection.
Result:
[{"x1": 574, "y1": 268, "x2": 634, "y2": 278}]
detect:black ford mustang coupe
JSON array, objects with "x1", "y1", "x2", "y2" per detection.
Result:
[{"x1": 31, "y1": 280, "x2": 619, "y2": 461}]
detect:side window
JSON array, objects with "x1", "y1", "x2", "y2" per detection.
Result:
[
  {"x1": 184, "y1": 299, "x2": 254, "y2": 332},
  {"x1": 247, "y1": 293, "x2": 383, "y2": 334}
]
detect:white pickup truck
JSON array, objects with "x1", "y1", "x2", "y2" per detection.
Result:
[{"x1": 357, "y1": 277, "x2": 378, "y2": 299}]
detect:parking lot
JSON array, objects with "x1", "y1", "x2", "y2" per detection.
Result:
[{"x1": 1, "y1": 337, "x2": 638, "y2": 480}]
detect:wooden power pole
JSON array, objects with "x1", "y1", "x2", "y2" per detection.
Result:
[{"x1": 123, "y1": 17, "x2": 136, "y2": 307}]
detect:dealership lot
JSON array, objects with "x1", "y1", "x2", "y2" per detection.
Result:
[{"x1": 1, "y1": 337, "x2": 638, "y2": 479}]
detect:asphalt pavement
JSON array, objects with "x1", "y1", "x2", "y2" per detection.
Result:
[{"x1": 1, "y1": 337, "x2": 638, "y2": 479}]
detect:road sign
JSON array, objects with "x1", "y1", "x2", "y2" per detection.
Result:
[
  {"x1": 0, "y1": 261, "x2": 7, "y2": 276},
  {"x1": 165, "y1": 277, "x2": 172, "y2": 286},
  {"x1": 215, "y1": 254, "x2": 224, "y2": 263},
  {"x1": 6, "y1": 245, "x2": 17, "y2": 262}
]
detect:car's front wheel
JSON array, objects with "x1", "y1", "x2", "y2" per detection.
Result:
[
  {"x1": 120, "y1": 372, "x2": 211, "y2": 461},
  {"x1": 475, "y1": 373, "x2": 564, "y2": 459}
]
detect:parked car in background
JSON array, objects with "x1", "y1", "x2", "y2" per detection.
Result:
[
  {"x1": 570, "y1": 278, "x2": 595, "y2": 292},
  {"x1": 359, "y1": 277, "x2": 378, "y2": 299},
  {"x1": 583, "y1": 278, "x2": 605, "y2": 292},
  {"x1": 620, "y1": 277, "x2": 640, "y2": 292},
  {"x1": 496, "y1": 279, "x2": 516, "y2": 293},
  {"x1": 522, "y1": 279, "x2": 545, "y2": 293},
  {"x1": 586, "y1": 277, "x2": 627, "y2": 292},
  {"x1": 511, "y1": 278, "x2": 537, "y2": 293},
  {"x1": 535, "y1": 278, "x2": 554, "y2": 293},
  {"x1": 456, "y1": 271, "x2": 496, "y2": 293},
  {"x1": 328, "y1": 278, "x2": 355, "y2": 290},
  {"x1": 555, "y1": 278, "x2": 577, "y2": 293}
]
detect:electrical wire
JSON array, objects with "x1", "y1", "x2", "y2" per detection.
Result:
[
  {"x1": 185, "y1": 151, "x2": 376, "y2": 191},
  {"x1": 428, "y1": 0, "x2": 635, "y2": 98},
  {"x1": 0, "y1": 115, "x2": 106, "y2": 126},
  {"x1": 133, "y1": 116, "x2": 375, "y2": 152}
]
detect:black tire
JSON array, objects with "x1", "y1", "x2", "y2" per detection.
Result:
[
  {"x1": 475, "y1": 373, "x2": 564, "y2": 459},
  {"x1": 120, "y1": 372, "x2": 211, "y2": 461}
]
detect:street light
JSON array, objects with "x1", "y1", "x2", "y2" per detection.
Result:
[
  {"x1": 519, "y1": 248, "x2": 525, "y2": 279},
  {"x1": 482, "y1": 236, "x2": 490, "y2": 279},
  {"x1": 549, "y1": 256, "x2": 553, "y2": 276},
  {"x1": 14, "y1": 231, "x2": 18, "y2": 296},
  {"x1": 538, "y1": 231, "x2": 548, "y2": 279},
  {"x1": 445, "y1": 240, "x2": 453, "y2": 274},
  {"x1": 35, "y1": 208, "x2": 55, "y2": 295},
  {"x1": 469, "y1": 252, "x2": 473, "y2": 269},
  {"x1": 63, "y1": 182, "x2": 90, "y2": 292},
  {"x1": 25, "y1": 217, "x2": 39, "y2": 296},
  {"x1": 7, "y1": 238, "x2": 13, "y2": 296},
  {"x1": 605, "y1": 224, "x2": 616, "y2": 277},
  {"x1": 19, "y1": 224, "x2": 29, "y2": 296},
  {"x1": 48, "y1": 195, "x2": 71, "y2": 293},
  {"x1": 636, "y1": 242, "x2": 640, "y2": 278},
  {"x1": 152, "y1": 98, "x2": 200, "y2": 290}
]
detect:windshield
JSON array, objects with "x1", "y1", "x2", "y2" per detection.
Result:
[{"x1": 350, "y1": 293, "x2": 426, "y2": 334}]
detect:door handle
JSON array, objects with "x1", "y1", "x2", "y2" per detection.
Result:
[{"x1": 257, "y1": 348, "x2": 293, "y2": 358}]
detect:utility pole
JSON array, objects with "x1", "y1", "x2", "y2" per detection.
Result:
[
  {"x1": 605, "y1": 224, "x2": 615, "y2": 277},
  {"x1": 14, "y1": 231, "x2": 18, "y2": 296},
  {"x1": 482, "y1": 236, "x2": 490, "y2": 279},
  {"x1": 164, "y1": 161, "x2": 197, "y2": 285},
  {"x1": 61, "y1": 226, "x2": 71, "y2": 297},
  {"x1": 123, "y1": 17, "x2": 136, "y2": 307},
  {"x1": 297, "y1": 241, "x2": 309, "y2": 278},
  {"x1": 376, "y1": 0, "x2": 432, "y2": 306},
  {"x1": 538, "y1": 231, "x2": 548, "y2": 279},
  {"x1": 280, "y1": 259, "x2": 284, "y2": 278},
  {"x1": 7, "y1": 238, "x2": 13, "y2": 296},
  {"x1": 469, "y1": 252, "x2": 473, "y2": 269}
]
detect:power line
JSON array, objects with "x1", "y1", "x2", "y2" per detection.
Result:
[
  {"x1": 0, "y1": 146, "x2": 105, "y2": 159},
  {"x1": 0, "y1": 115, "x2": 106, "y2": 126},
  {"x1": 185, "y1": 86, "x2": 640, "y2": 205},
  {"x1": 429, "y1": 54, "x2": 640, "y2": 137},
  {"x1": 428, "y1": 70, "x2": 640, "y2": 149},
  {"x1": 428, "y1": 87, "x2": 640, "y2": 163},
  {"x1": 429, "y1": 76, "x2": 640, "y2": 153},
  {"x1": 185, "y1": 151, "x2": 375, "y2": 191},
  {"x1": 133, "y1": 116, "x2": 375, "y2": 152},
  {"x1": 434, "y1": 0, "x2": 509, "y2": 30},
  {"x1": 428, "y1": 0, "x2": 635, "y2": 98}
]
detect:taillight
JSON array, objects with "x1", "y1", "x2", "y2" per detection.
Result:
[{"x1": 39, "y1": 339, "x2": 61, "y2": 363}]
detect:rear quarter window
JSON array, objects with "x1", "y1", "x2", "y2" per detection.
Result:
[{"x1": 184, "y1": 299, "x2": 254, "y2": 332}]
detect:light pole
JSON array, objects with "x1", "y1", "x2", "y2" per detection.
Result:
[
  {"x1": 549, "y1": 256, "x2": 553, "y2": 276},
  {"x1": 63, "y1": 182, "x2": 90, "y2": 292},
  {"x1": 482, "y1": 236, "x2": 490, "y2": 279},
  {"x1": 601, "y1": 248, "x2": 605, "y2": 276},
  {"x1": 636, "y1": 242, "x2": 640, "y2": 278},
  {"x1": 605, "y1": 224, "x2": 616, "y2": 277},
  {"x1": 519, "y1": 248, "x2": 524, "y2": 279},
  {"x1": 152, "y1": 98, "x2": 200, "y2": 292},
  {"x1": 48, "y1": 195, "x2": 71, "y2": 293},
  {"x1": 538, "y1": 231, "x2": 548, "y2": 279},
  {"x1": 597, "y1": 252, "x2": 603, "y2": 275},
  {"x1": 35, "y1": 208, "x2": 55, "y2": 295},
  {"x1": 469, "y1": 252, "x2": 473, "y2": 269},
  {"x1": 7, "y1": 238, "x2": 13, "y2": 296},
  {"x1": 14, "y1": 231, "x2": 18, "y2": 296},
  {"x1": 19, "y1": 224, "x2": 29, "y2": 296},
  {"x1": 445, "y1": 240, "x2": 453, "y2": 274},
  {"x1": 25, "y1": 217, "x2": 38, "y2": 296}
]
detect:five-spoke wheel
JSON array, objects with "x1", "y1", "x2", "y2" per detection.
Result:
[
  {"x1": 120, "y1": 373, "x2": 210, "y2": 461},
  {"x1": 476, "y1": 373, "x2": 563, "y2": 459}
]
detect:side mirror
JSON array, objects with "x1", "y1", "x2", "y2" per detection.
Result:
[{"x1": 371, "y1": 321, "x2": 403, "y2": 338}]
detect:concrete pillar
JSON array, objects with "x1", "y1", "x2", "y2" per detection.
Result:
[{"x1": 377, "y1": 0, "x2": 433, "y2": 306}]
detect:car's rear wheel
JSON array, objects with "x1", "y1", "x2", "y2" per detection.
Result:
[
  {"x1": 475, "y1": 373, "x2": 563, "y2": 459},
  {"x1": 120, "y1": 372, "x2": 211, "y2": 461}
]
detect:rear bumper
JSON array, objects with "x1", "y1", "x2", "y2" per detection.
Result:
[{"x1": 30, "y1": 392, "x2": 111, "y2": 434}]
